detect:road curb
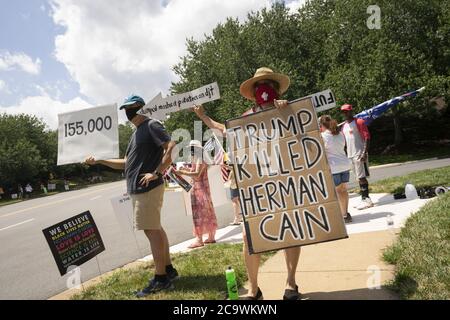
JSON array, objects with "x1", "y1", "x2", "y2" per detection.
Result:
[{"x1": 369, "y1": 157, "x2": 441, "y2": 170}]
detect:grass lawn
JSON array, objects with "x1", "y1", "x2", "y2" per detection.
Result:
[
  {"x1": 72, "y1": 243, "x2": 275, "y2": 300},
  {"x1": 383, "y1": 192, "x2": 450, "y2": 300},
  {"x1": 370, "y1": 147, "x2": 450, "y2": 166},
  {"x1": 368, "y1": 166, "x2": 450, "y2": 194}
]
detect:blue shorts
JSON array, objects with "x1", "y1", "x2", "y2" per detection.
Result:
[
  {"x1": 333, "y1": 171, "x2": 350, "y2": 187},
  {"x1": 229, "y1": 187, "x2": 240, "y2": 199}
]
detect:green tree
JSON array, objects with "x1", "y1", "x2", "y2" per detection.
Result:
[
  {"x1": 0, "y1": 114, "x2": 54, "y2": 189},
  {"x1": 167, "y1": 0, "x2": 449, "y2": 149},
  {"x1": 119, "y1": 122, "x2": 134, "y2": 158}
]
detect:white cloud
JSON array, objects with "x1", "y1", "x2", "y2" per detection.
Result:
[
  {"x1": 0, "y1": 80, "x2": 6, "y2": 92},
  {"x1": 286, "y1": 0, "x2": 305, "y2": 13},
  {"x1": 0, "y1": 51, "x2": 42, "y2": 75},
  {"x1": 0, "y1": 95, "x2": 92, "y2": 130},
  {"x1": 50, "y1": 0, "x2": 289, "y2": 105}
]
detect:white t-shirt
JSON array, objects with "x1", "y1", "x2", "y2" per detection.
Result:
[
  {"x1": 341, "y1": 120, "x2": 364, "y2": 158},
  {"x1": 321, "y1": 130, "x2": 352, "y2": 174}
]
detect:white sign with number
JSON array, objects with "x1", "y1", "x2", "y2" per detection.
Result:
[{"x1": 57, "y1": 104, "x2": 119, "y2": 165}]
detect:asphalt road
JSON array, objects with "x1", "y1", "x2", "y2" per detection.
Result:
[{"x1": 0, "y1": 158, "x2": 449, "y2": 300}]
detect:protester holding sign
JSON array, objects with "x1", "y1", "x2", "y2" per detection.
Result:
[
  {"x1": 341, "y1": 104, "x2": 374, "y2": 210},
  {"x1": 319, "y1": 115, "x2": 352, "y2": 223},
  {"x1": 175, "y1": 140, "x2": 218, "y2": 248},
  {"x1": 194, "y1": 67, "x2": 302, "y2": 300},
  {"x1": 85, "y1": 94, "x2": 178, "y2": 297}
]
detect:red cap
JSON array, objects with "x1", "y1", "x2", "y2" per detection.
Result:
[{"x1": 341, "y1": 104, "x2": 353, "y2": 111}]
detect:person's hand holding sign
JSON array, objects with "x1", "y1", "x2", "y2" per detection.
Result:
[
  {"x1": 84, "y1": 156, "x2": 97, "y2": 165},
  {"x1": 192, "y1": 104, "x2": 206, "y2": 119},
  {"x1": 274, "y1": 99, "x2": 288, "y2": 109},
  {"x1": 139, "y1": 173, "x2": 158, "y2": 187}
]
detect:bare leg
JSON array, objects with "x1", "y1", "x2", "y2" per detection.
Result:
[
  {"x1": 232, "y1": 197, "x2": 241, "y2": 223},
  {"x1": 284, "y1": 247, "x2": 301, "y2": 289},
  {"x1": 336, "y1": 184, "x2": 348, "y2": 217},
  {"x1": 144, "y1": 229, "x2": 167, "y2": 275},
  {"x1": 206, "y1": 230, "x2": 216, "y2": 242},
  {"x1": 160, "y1": 228, "x2": 171, "y2": 266},
  {"x1": 341, "y1": 183, "x2": 349, "y2": 214},
  {"x1": 243, "y1": 228, "x2": 261, "y2": 297}
]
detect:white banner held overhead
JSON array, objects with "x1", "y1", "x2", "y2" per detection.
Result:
[
  {"x1": 57, "y1": 104, "x2": 119, "y2": 165},
  {"x1": 138, "y1": 82, "x2": 220, "y2": 120}
]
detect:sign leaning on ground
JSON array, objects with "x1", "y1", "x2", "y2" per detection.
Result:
[
  {"x1": 42, "y1": 211, "x2": 105, "y2": 276},
  {"x1": 138, "y1": 82, "x2": 220, "y2": 120},
  {"x1": 110, "y1": 194, "x2": 134, "y2": 234},
  {"x1": 57, "y1": 104, "x2": 119, "y2": 165},
  {"x1": 225, "y1": 97, "x2": 348, "y2": 254}
]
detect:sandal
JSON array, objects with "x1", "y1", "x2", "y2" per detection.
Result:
[
  {"x1": 241, "y1": 287, "x2": 263, "y2": 300},
  {"x1": 188, "y1": 241, "x2": 204, "y2": 249},
  {"x1": 283, "y1": 285, "x2": 301, "y2": 300},
  {"x1": 204, "y1": 239, "x2": 216, "y2": 244}
]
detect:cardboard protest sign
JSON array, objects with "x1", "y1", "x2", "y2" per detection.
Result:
[
  {"x1": 226, "y1": 97, "x2": 347, "y2": 254},
  {"x1": 207, "y1": 165, "x2": 230, "y2": 207},
  {"x1": 57, "y1": 104, "x2": 119, "y2": 165},
  {"x1": 182, "y1": 187, "x2": 193, "y2": 216},
  {"x1": 42, "y1": 211, "x2": 105, "y2": 276},
  {"x1": 138, "y1": 82, "x2": 220, "y2": 120}
]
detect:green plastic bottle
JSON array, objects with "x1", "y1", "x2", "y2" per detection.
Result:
[{"x1": 226, "y1": 266, "x2": 239, "y2": 300}]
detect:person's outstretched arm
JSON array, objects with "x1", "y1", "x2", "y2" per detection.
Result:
[
  {"x1": 176, "y1": 162, "x2": 206, "y2": 178},
  {"x1": 85, "y1": 157, "x2": 126, "y2": 170},
  {"x1": 192, "y1": 105, "x2": 226, "y2": 136}
]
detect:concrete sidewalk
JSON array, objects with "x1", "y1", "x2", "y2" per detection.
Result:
[
  {"x1": 241, "y1": 193, "x2": 433, "y2": 300},
  {"x1": 250, "y1": 229, "x2": 399, "y2": 300},
  {"x1": 50, "y1": 193, "x2": 432, "y2": 300}
]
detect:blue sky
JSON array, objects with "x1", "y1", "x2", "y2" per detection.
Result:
[
  {"x1": 0, "y1": 0, "x2": 304, "y2": 129},
  {"x1": 0, "y1": 0, "x2": 82, "y2": 106}
]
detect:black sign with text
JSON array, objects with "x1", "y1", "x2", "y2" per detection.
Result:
[{"x1": 42, "y1": 211, "x2": 105, "y2": 276}]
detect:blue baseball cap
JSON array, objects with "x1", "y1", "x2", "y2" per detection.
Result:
[{"x1": 119, "y1": 94, "x2": 145, "y2": 109}]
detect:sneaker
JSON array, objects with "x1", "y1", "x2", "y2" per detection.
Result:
[
  {"x1": 134, "y1": 278, "x2": 174, "y2": 298},
  {"x1": 167, "y1": 268, "x2": 179, "y2": 281},
  {"x1": 356, "y1": 198, "x2": 374, "y2": 210},
  {"x1": 344, "y1": 212, "x2": 353, "y2": 223}
]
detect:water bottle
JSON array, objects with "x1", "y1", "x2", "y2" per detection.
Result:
[
  {"x1": 225, "y1": 266, "x2": 239, "y2": 300},
  {"x1": 405, "y1": 183, "x2": 418, "y2": 200},
  {"x1": 386, "y1": 213, "x2": 395, "y2": 235},
  {"x1": 386, "y1": 213, "x2": 394, "y2": 227}
]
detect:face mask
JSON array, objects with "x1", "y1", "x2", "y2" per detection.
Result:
[
  {"x1": 255, "y1": 83, "x2": 279, "y2": 106},
  {"x1": 125, "y1": 106, "x2": 141, "y2": 121}
]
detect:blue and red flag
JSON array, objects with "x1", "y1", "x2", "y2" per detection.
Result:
[{"x1": 355, "y1": 87, "x2": 425, "y2": 125}]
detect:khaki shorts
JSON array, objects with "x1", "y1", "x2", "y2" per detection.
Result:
[
  {"x1": 351, "y1": 156, "x2": 370, "y2": 179},
  {"x1": 130, "y1": 183, "x2": 165, "y2": 231}
]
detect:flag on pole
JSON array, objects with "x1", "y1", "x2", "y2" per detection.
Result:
[
  {"x1": 203, "y1": 134, "x2": 230, "y2": 182},
  {"x1": 204, "y1": 134, "x2": 224, "y2": 164},
  {"x1": 355, "y1": 87, "x2": 425, "y2": 125}
]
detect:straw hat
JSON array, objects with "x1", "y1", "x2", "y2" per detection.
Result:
[
  {"x1": 239, "y1": 67, "x2": 290, "y2": 101},
  {"x1": 189, "y1": 140, "x2": 203, "y2": 149}
]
